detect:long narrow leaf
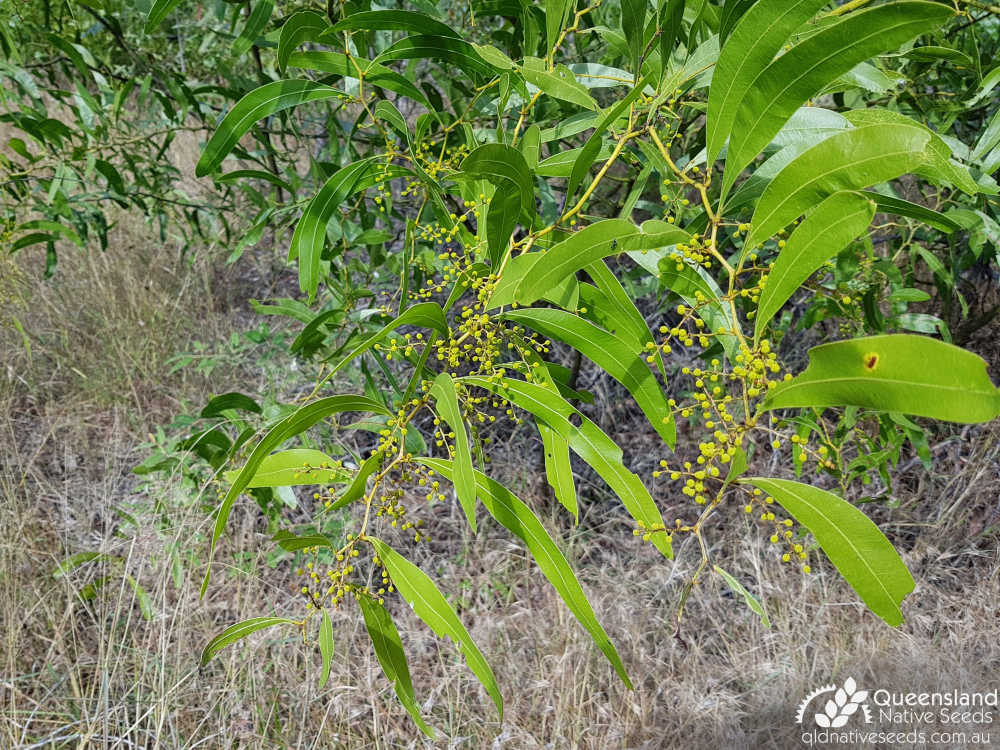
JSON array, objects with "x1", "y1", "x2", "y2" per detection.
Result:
[
  {"x1": 419, "y1": 458, "x2": 631, "y2": 686},
  {"x1": 739, "y1": 478, "x2": 914, "y2": 626},
  {"x1": 368, "y1": 538, "x2": 503, "y2": 719}
]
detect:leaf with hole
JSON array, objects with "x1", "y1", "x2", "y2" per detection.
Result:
[{"x1": 763, "y1": 334, "x2": 1000, "y2": 423}]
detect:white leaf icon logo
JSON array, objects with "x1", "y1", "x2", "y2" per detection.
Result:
[
  {"x1": 832, "y1": 715, "x2": 849, "y2": 728},
  {"x1": 853, "y1": 690, "x2": 869, "y2": 703},
  {"x1": 844, "y1": 677, "x2": 857, "y2": 694},
  {"x1": 841, "y1": 703, "x2": 859, "y2": 717},
  {"x1": 825, "y1": 700, "x2": 838, "y2": 718},
  {"x1": 835, "y1": 688, "x2": 847, "y2": 706},
  {"x1": 815, "y1": 713, "x2": 831, "y2": 728}
]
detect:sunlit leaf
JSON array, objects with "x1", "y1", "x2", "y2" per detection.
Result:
[
  {"x1": 739, "y1": 478, "x2": 914, "y2": 626},
  {"x1": 763, "y1": 334, "x2": 1000, "y2": 423},
  {"x1": 368, "y1": 538, "x2": 503, "y2": 720},
  {"x1": 201, "y1": 617, "x2": 299, "y2": 665},
  {"x1": 419, "y1": 458, "x2": 631, "y2": 686}
]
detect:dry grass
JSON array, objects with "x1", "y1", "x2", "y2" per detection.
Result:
[{"x1": 3, "y1": 219, "x2": 1000, "y2": 750}]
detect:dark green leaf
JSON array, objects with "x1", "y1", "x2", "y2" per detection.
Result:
[
  {"x1": 201, "y1": 392, "x2": 262, "y2": 418},
  {"x1": 277, "y1": 10, "x2": 329, "y2": 73},
  {"x1": 358, "y1": 595, "x2": 434, "y2": 737}
]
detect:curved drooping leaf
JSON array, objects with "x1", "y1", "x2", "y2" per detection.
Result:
[
  {"x1": 843, "y1": 108, "x2": 979, "y2": 196},
  {"x1": 201, "y1": 391, "x2": 262, "y2": 418},
  {"x1": 272, "y1": 530, "x2": 334, "y2": 551},
  {"x1": 515, "y1": 219, "x2": 689, "y2": 304},
  {"x1": 14, "y1": 219, "x2": 83, "y2": 247},
  {"x1": 368, "y1": 538, "x2": 503, "y2": 720},
  {"x1": 718, "y1": 0, "x2": 757, "y2": 46},
  {"x1": 196, "y1": 81, "x2": 348, "y2": 177},
  {"x1": 318, "y1": 609, "x2": 334, "y2": 688},
  {"x1": 289, "y1": 157, "x2": 395, "y2": 298},
  {"x1": 461, "y1": 144, "x2": 535, "y2": 267},
  {"x1": 374, "y1": 36, "x2": 496, "y2": 81},
  {"x1": 585, "y1": 258, "x2": 662, "y2": 358},
  {"x1": 713, "y1": 564, "x2": 769, "y2": 627},
  {"x1": 546, "y1": 0, "x2": 575, "y2": 55},
  {"x1": 739, "y1": 477, "x2": 914, "y2": 626},
  {"x1": 201, "y1": 617, "x2": 299, "y2": 665},
  {"x1": 521, "y1": 56, "x2": 598, "y2": 110},
  {"x1": 328, "y1": 9, "x2": 460, "y2": 38},
  {"x1": 621, "y1": 0, "x2": 647, "y2": 75},
  {"x1": 124, "y1": 575, "x2": 154, "y2": 621},
  {"x1": 324, "y1": 302, "x2": 448, "y2": 378},
  {"x1": 706, "y1": 0, "x2": 828, "y2": 164},
  {"x1": 536, "y1": 144, "x2": 615, "y2": 177},
  {"x1": 222, "y1": 448, "x2": 349, "y2": 487},
  {"x1": 144, "y1": 0, "x2": 183, "y2": 33},
  {"x1": 488, "y1": 253, "x2": 579, "y2": 310},
  {"x1": 576, "y1": 281, "x2": 650, "y2": 354},
  {"x1": 287, "y1": 51, "x2": 434, "y2": 111},
  {"x1": 428, "y1": 373, "x2": 477, "y2": 531},
  {"x1": 503, "y1": 308, "x2": 674, "y2": 444},
  {"x1": 462, "y1": 144, "x2": 534, "y2": 208},
  {"x1": 658, "y1": 0, "x2": 686, "y2": 73},
  {"x1": 232, "y1": 0, "x2": 273, "y2": 57},
  {"x1": 215, "y1": 169, "x2": 295, "y2": 193},
  {"x1": 754, "y1": 190, "x2": 875, "y2": 341},
  {"x1": 358, "y1": 595, "x2": 433, "y2": 738},
  {"x1": 327, "y1": 452, "x2": 384, "y2": 511},
  {"x1": 722, "y1": 2, "x2": 952, "y2": 196},
  {"x1": 744, "y1": 123, "x2": 932, "y2": 249},
  {"x1": 762, "y1": 334, "x2": 1000, "y2": 423},
  {"x1": 277, "y1": 10, "x2": 329, "y2": 73},
  {"x1": 420, "y1": 458, "x2": 631, "y2": 686},
  {"x1": 538, "y1": 422, "x2": 577, "y2": 518},
  {"x1": 463, "y1": 376, "x2": 672, "y2": 558},
  {"x1": 203, "y1": 396, "x2": 392, "y2": 596}
]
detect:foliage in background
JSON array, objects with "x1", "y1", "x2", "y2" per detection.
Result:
[{"x1": 6, "y1": 0, "x2": 1000, "y2": 739}]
